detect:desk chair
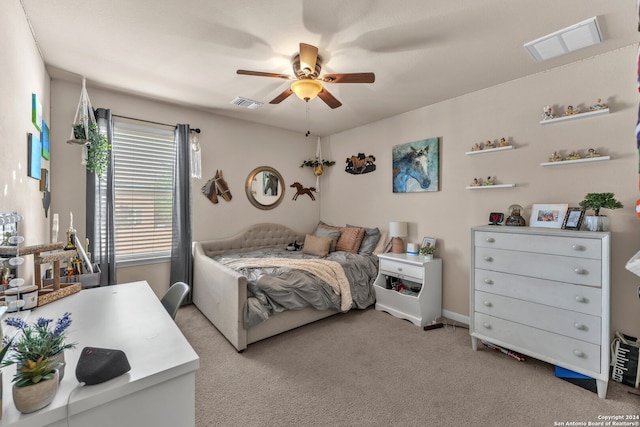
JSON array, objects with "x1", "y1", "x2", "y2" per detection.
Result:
[{"x1": 161, "y1": 281, "x2": 190, "y2": 320}]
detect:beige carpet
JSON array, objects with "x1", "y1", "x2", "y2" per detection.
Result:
[{"x1": 175, "y1": 305, "x2": 639, "y2": 427}]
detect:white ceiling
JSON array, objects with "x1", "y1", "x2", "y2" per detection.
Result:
[{"x1": 20, "y1": 0, "x2": 639, "y2": 137}]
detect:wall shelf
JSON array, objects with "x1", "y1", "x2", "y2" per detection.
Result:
[
  {"x1": 465, "y1": 184, "x2": 516, "y2": 190},
  {"x1": 540, "y1": 156, "x2": 610, "y2": 167},
  {"x1": 465, "y1": 145, "x2": 514, "y2": 155},
  {"x1": 539, "y1": 108, "x2": 609, "y2": 125}
]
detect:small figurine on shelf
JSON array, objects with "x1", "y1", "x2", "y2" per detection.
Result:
[
  {"x1": 564, "y1": 105, "x2": 580, "y2": 116},
  {"x1": 64, "y1": 212, "x2": 76, "y2": 251},
  {"x1": 549, "y1": 151, "x2": 562, "y2": 162},
  {"x1": 484, "y1": 140, "x2": 494, "y2": 149},
  {"x1": 471, "y1": 142, "x2": 482, "y2": 151},
  {"x1": 589, "y1": 98, "x2": 607, "y2": 111},
  {"x1": 498, "y1": 138, "x2": 508, "y2": 147},
  {"x1": 565, "y1": 151, "x2": 581, "y2": 161},
  {"x1": 585, "y1": 148, "x2": 601, "y2": 158},
  {"x1": 470, "y1": 178, "x2": 481, "y2": 187},
  {"x1": 542, "y1": 105, "x2": 555, "y2": 120},
  {"x1": 483, "y1": 176, "x2": 494, "y2": 186}
]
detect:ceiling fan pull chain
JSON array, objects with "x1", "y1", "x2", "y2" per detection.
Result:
[{"x1": 305, "y1": 102, "x2": 311, "y2": 137}]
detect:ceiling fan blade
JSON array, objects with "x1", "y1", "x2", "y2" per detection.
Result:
[
  {"x1": 317, "y1": 87, "x2": 342, "y2": 109},
  {"x1": 321, "y1": 73, "x2": 375, "y2": 84},
  {"x1": 299, "y1": 43, "x2": 318, "y2": 73},
  {"x1": 269, "y1": 88, "x2": 294, "y2": 104},
  {"x1": 237, "y1": 70, "x2": 291, "y2": 80}
]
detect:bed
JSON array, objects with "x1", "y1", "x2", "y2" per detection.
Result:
[{"x1": 192, "y1": 222, "x2": 383, "y2": 351}]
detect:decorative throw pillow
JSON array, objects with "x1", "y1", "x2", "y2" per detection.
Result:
[
  {"x1": 335, "y1": 227, "x2": 366, "y2": 253},
  {"x1": 302, "y1": 234, "x2": 332, "y2": 257},
  {"x1": 373, "y1": 231, "x2": 389, "y2": 255},
  {"x1": 347, "y1": 224, "x2": 381, "y2": 255},
  {"x1": 314, "y1": 222, "x2": 341, "y2": 252}
]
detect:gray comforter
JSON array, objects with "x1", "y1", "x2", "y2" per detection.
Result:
[{"x1": 214, "y1": 247, "x2": 378, "y2": 327}]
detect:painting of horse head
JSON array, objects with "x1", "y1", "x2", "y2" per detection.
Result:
[{"x1": 392, "y1": 138, "x2": 439, "y2": 193}]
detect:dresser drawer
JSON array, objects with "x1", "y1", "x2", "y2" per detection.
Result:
[
  {"x1": 474, "y1": 291, "x2": 601, "y2": 344},
  {"x1": 475, "y1": 231, "x2": 601, "y2": 259},
  {"x1": 379, "y1": 259, "x2": 423, "y2": 281},
  {"x1": 475, "y1": 247, "x2": 602, "y2": 287},
  {"x1": 474, "y1": 270, "x2": 602, "y2": 316},
  {"x1": 474, "y1": 313, "x2": 601, "y2": 373}
]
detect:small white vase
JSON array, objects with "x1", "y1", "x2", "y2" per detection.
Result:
[{"x1": 585, "y1": 216, "x2": 609, "y2": 232}]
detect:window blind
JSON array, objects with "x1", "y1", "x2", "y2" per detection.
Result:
[{"x1": 112, "y1": 122, "x2": 175, "y2": 264}]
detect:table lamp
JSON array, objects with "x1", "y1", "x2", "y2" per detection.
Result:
[{"x1": 389, "y1": 221, "x2": 408, "y2": 253}]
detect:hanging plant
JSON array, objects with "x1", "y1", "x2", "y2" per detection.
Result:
[{"x1": 74, "y1": 122, "x2": 111, "y2": 178}]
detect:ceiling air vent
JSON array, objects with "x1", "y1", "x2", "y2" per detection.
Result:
[
  {"x1": 230, "y1": 97, "x2": 263, "y2": 109},
  {"x1": 524, "y1": 16, "x2": 602, "y2": 63}
]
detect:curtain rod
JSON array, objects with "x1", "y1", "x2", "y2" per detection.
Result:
[{"x1": 112, "y1": 114, "x2": 200, "y2": 133}]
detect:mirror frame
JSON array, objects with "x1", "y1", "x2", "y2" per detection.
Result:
[{"x1": 245, "y1": 166, "x2": 285, "y2": 210}]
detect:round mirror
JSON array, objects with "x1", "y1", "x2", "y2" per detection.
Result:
[{"x1": 245, "y1": 166, "x2": 285, "y2": 210}]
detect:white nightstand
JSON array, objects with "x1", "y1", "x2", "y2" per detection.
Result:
[{"x1": 373, "y1": 253, "x2": 442, "y2": 326}]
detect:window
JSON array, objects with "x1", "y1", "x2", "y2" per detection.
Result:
[{"x1": 112, "y1": 122, "x2": 175, "y2": 265}]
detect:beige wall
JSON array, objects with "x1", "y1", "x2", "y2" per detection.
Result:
[
  {"x1": 322, "y1": 46, "x2": 640, "y2": 336},
  {"x1": 4, "y1": 0, "x2": 639, "y2": 337},
  {"x1": 50, "y1": 80, "x2": 322, "y2": 296},
  {"x1": 0, "y1": 1, "x2": 51, "y2": 283}
]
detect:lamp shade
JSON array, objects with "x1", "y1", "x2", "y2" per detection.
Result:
[
  {"x1": 291, "y1": 79, "x2": 323, "y2": 101},
  {"x1": 389, "y1": 221, "x2": 408, "y2": 238}
]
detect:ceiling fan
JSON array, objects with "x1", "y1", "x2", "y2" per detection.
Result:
[{"x1": 237, "y1": 43, "x2": 375, "y2": 109}]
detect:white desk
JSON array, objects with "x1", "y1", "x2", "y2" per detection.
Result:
[{"x1": 0, "y1": 281, "x2": 200, "y2": 427}]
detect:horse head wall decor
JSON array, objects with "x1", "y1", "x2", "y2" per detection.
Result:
[
  {"x1": 392, "y1": 138, "x2": 439, "y2": 193},
  {"x1": 290, "y1": 182, "x2": 316, "y2": 201}
]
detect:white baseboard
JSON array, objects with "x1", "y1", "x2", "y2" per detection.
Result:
[{"x1": 442, "y1": 309, "x2": 469, "y2": 326}]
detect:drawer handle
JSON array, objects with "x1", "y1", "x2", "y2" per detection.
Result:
[
  {"x1": 485, "y1": 237, "x2": 495, "y2": 243},
  {"x1": 575, "y1": 295, "x2": 587, "y2": 303},
  {"x1": 574, "y1": 323, "x2": 586, "y2": 330},
  {"x1": 571, "y1": 244, "x2": 585, "y2": 251},
  {"x1": 483, "y1": 301, "x2": 492, "y2": 307},
  {"x1": 573, "y1": 349, "x2": 586, "y2": 358},
  {"x1": 483, "y1": 279, "x2": 494, "y2": 285},
  {"x1": 483, "y1": 256, "x2": 493, "y2": 262},
  {"x1": 482, "y1": 322, "x2": 492, "y2": 329},
  {"x1": 573, "y1": 268, "x2": 587, "y2": 275}
]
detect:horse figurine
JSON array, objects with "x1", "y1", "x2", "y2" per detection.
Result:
[
  {"x1": 346, "y1": 153, "x2": 376, "y2": 174},
  {"x1": 290, "y1": 182, "x2": 316, "y2": 201},
  {"x1": 392, "y1": 146, "x2": 431, "y2": 192}
]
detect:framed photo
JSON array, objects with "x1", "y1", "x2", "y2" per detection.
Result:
[
  {"x1": 28, "y1": 133, "x2": 42, "y2": 180},
  {"x1": 421, "y1": 237, "x2": 436, "y2": 250},
  {"x1": 31, "y1": 93, "x2": 42, "y2": 132},
  {"x1": 562, "y1": 207, "x2": 585, "y2": 230},
  {"x1": 41, "y1": 121, "x2": 50, "y2": 160},
  {"x1": 529, "y1": 203, "x2": 568, "y2": 228}
]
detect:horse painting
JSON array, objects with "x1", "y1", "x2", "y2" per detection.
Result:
[
  {"x1": 392, "y1": 138, "x2": 439, "y2": 193},
  {"x1": 263, "y1": 172, "x2": 279, "y2": 196},
  {"x1": 290, "y1": 182, "x2": 316, "y2": 201}
]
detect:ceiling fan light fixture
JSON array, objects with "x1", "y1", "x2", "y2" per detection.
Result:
[{"x1": 291, "y1": 79, "x2": 323, "y2": 101}]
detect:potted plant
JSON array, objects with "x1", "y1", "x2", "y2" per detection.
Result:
[
  {"x1": 300, "y1": 158, "x2": 336, "y2": 176},
  {"x1": 73, "y1": 122, "x2": 112, "y2": 177},
  {"x1": 578, "y1": 192, "x2": 623, "y2": 231},
  {"x1": 2, "y1": 312, "x2": 75, "y2": 413},
  {"x1": 419, "y1": 245, "x2": 436, "y2": 260}
]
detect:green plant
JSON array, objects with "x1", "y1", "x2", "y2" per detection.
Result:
[
  {"x1": 578, "y1": 193, "x2": 623, "y2": 216},
  {"x1": 420, "y1": 245, "x2": 436, "y2": 255},
  {"x1": 2, "y1": 313, "x2": 74, "y2": 387},
  {"x1": 300, "y1": 158, "x2": 335, "y2": 168},
  {"x1": 73, "y1": 122, "x2": 112, "y2": 177}
]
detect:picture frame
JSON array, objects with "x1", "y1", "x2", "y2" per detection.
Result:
[
  {"x1": 28, "y1": 133, "x2": 42, "y2": 180},
  {"x1": 41, "y1": 120, "x2": 50, "y2": 160},
  {"x1": 392, "y1": 137, "x2": 439, "y2": 193},
  {"x1": 529, "y1": 203, "x2": 568, "y2": 228},
  {"x1": 562, "y1": 207, "x2": 585, "y2": 230},
  {"x1": 421, "y1": 237, "x2": 436, "y2": 250},
  {"x1": 32, "y1": 93, "x2": 42, "y2": 132}
]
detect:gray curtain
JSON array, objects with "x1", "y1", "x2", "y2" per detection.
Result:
[
  {"x1": 86, "y1": 108, "x2": 117, "y2": 286},
  {"x1": 170, "y1": 124, "x2": 193, "y2": 303}
]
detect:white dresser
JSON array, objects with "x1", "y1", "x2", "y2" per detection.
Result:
[{"x1": 470, "y1": 226, "x2": 610, "y2": 398}]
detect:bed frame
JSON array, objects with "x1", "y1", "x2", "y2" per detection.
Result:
[{"x1": 192, "y1": 223, "x2": 340, "y2": 352}]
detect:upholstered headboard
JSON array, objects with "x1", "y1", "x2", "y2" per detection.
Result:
[{"x1": 198, "y1": 223, "x2": 307, "y2": 257}]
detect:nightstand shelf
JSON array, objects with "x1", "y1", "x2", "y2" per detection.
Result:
[
  {"x1": 540, "y1": 156, "x2": 610, "y2": 167},
  {"x1": 373, "y1": 253, "x2": 442, "y2": 326}
]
